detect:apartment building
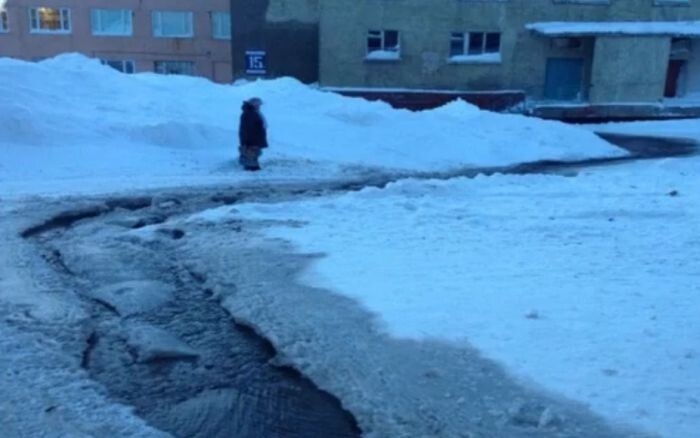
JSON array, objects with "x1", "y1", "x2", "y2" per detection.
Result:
[
  {"x1": 0, "y1": 0, "x2": 232, "y2": 83},
  {"x1": 233, "y1": 0, "x2": 700, "y2": 118}
]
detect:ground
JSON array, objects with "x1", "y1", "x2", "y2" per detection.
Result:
[{"x1": 1, "y1": 55, "x2": 699, "y2": 438}]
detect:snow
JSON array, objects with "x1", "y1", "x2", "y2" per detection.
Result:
[
  {"x1": 2, "y1": 53, "x2": 695, "y2": 437},
  {"x1": 126, "y1": 324, "x2": 200, "y2": 363},
  {"x1": 88, "y1": 280, "x2": 174, "y2": 317},
  {"x1": 0, "y1": 54, "x2": 624, "y2": 198},
  {"x1": 591, "y1": 118, "x2": 700, "y2": 142},
  {"x1": 365, "y1": 50, "x2": 401, "y2": 61},
  {"x1": 324, "y1": 86, "x2": 522, "y2": 95},
  {"x1": 200, "y1": 146, "x2": 700, "y2": 437},
  {"x1": 448, "y1": 53, "x2": 502, "y2": 64},
  {"x1": 527, "y1": 21, "x2": 700, "y2": 37},
  {"x1": 0, "y1": 201, "x2": 168, "y2": 437}
]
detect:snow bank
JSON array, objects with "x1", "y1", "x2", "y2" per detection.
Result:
[
  {"x1": 214, "y1": 156, "x2": 700, "y2": 438},
  {"x1": 527, "y1": 21, "x2": 700, "y2": 37},
  {"x1": 0, "y1": 54, "x2": 624, "y2": 196},
  {"x1": 591, "y1": 118, "x2": 700, "y2": 142}
]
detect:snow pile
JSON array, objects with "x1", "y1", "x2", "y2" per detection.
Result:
[
  {"x1": 202, "y1": 156, "x2": 700, "y2": 438},
  {"x1": 0, "y1": 54, "x2": 624, "y2": 196}
]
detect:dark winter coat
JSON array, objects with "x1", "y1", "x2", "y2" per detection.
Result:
[{"x1": 238, "y1": 102, "x2": 268, "y2": 148}]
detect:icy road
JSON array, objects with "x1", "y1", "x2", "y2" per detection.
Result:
[{"x1": 1, "y1": 134, "x2": 697, "y2": 438}]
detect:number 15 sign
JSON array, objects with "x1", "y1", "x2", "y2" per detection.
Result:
[{"x1": 245, "y1": 51, "x2": 267, "y2": 75}]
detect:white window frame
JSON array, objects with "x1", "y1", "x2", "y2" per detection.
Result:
[
  {"x1": 91, "y1": 9, "x2": 133, "y2": 37},
  {"x1": 466, "y1": 32, "x2": 501, "y2": 56},
  {"x1": 211, "y1": 11, "x2": 231, "y2": 40},
  {"x1": 450, "y1": 32, "x2": 467, "y2": 57},
  {"x1": 100, "y1": 59, "x2": 136, "y2": 74},
  {"x1": 154, "y1": 60, "x2": 195, "y2": 76},
  {"x1": 1, "y1": 11, "x2": 9, "y2": 33},
  {"x1": 152, "y1": 11, "x2": 194, "y2": 38},
  {"x1": 366, "y1": 30, "x2": 401, "y2": 61},
  {"x1": 367, "y1": 30, "x2": 400, "y2": 54},
  {"x1": 448, "y1": 31, "x2": 502, "y2": 64},
  {"x1": 29, "y1": 7, "x2": 71, "y2": 34}
]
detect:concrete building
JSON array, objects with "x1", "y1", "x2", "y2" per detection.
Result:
[
  {"x1": 233, "y1": 0, "x2": 700, "y2": 118},
  {"x1": 0, "y1": 0, "x2": 233, "y2": 83}
]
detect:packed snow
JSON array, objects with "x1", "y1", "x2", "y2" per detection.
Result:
[
  {"x1": 449, "y1": 53, "x2": 503, "y2": 64},
  {"x1": 527, "y1": 21, "x2": 700, "y2": 37},
  {"x1": 365, "y1": 50, "x2": 402, "y2": 61},
  {"x1": 591, "y1": 118, "x2": 700, "y2": 142},
  {"x1": 0, "y1": 54, "x2": 624, "y2": 198},
  {"x1": 196, "y1": 139, "x2": 700, "y2": 437}
]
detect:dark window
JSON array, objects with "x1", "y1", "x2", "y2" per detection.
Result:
[
  {"x1": 1, "y1": 11, "x2": 9, "y2": 32},
  {"x1": 367, "y1": 30, "x2": 382, "y2": 52},
  {"x1": 485, "y1": 33, "x2": 501, "y2": 53},
  {"x1": 384, "y1": 30, "x2": 399, "y2": 51},
  {"x1": 367, "y1": 30, "x2": 400, "y2": 55},
  {"x1": 468, "y1": 32, "x2": 484, "y2": 55},
  {"x1": 154, "y1": 61, "x2": 195, "y2": 76},
  {"x1": 450, "y1": 32, "x2": 465, "y2": 57},
  {"x1": 101, "y1": 59, "x2": 136, "y2": 74}
]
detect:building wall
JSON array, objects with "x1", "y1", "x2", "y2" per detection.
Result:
[
  {"x1": 590, "y1": 36, "x2": 671, "y2": 103},
  {"x1": 686, "y1": 39, "x2": 700, "y2": 95},
  {"x1": 0, "y1": 0, "x2": 232, "y2": 83},
  {"x1": 317, "y1": 0, "x2": 700, "y2": 101},
  {"x1": 231, "y1": 0, "x2": 318, "y2": 83}
]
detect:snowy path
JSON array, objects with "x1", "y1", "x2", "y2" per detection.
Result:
[
  {"x1": 211, "y1": 154, "x2": 699, "y2": 438},
  {"x1": 3, "y1": 182, "x2": 636, "y2": 438},
  {"x1": 0, "y1": 133, "x2": 696, "y2": 437}
]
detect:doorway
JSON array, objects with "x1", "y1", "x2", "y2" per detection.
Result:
[
  {"x1": 665, "y1": 59, "x2": 686, "y2": 98},
  {"x1": 544, "y1": 58, "x2": 584, "y2": 101}
]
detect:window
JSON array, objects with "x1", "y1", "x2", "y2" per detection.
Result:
[
  {"x1": 154, "y1": 61, "x2": 195, "y2": 76},
  {"x1": 366, "y1": 30, "x2": 400, "y2": 61},
  {"x1": 101, "y1": 59, "x2": 135, "y2": 74},
  {"x1": 152, "y1": 11, "x2": 193, "y2": 38},
  {"x1": 553, "y1": 0, "x2": 610, "y2": 3},
  {"x1": 211, "y1": 12, "x2": 231, "y2": 40},
  {"x1": 654, "y1": 0, "x2": 690, "y2": 4},
  {"x1": 29, "y1": 7, "x2": 71, "y2": 33},
  {"x1": 91, "y1": 9, "x2": 132, "y2": 36},
  {"x1": 449, "y1": 32, "x2": 501, "y2": 63},
  {"x1": 1, "y1": 11, "x2": 9, "y2": 33},
  {"x1": 450, "y1": 33, "x2": 465, "y2": 57}
]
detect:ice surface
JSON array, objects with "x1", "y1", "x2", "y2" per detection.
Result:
[
  {"x1": 591, "y1": 118, "x2": 700, "y2": 142},
  {"x1": 126, "y1": 323, "x2": 200, "y2": 363},
  {"x1": 208, "y1": 153, "x2": 700, "y2": 437},
  {"x1": 89, "y1": 280, "x2": 174, "y2": 317}
]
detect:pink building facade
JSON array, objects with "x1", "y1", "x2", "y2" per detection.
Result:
[{"x1": 0, "y1": 0, "x2": 232, "y2": 83}]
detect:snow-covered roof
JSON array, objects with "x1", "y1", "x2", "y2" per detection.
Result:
[{"x1": 526, "y1": 21, "x2": 700, "y2": 37}]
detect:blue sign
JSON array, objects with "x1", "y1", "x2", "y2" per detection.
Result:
[{"x1": 245, "y1": 51, "x2": 267, "y2": 75}]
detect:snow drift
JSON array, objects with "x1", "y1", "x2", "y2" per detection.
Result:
[{"x1": 0, "y1": 54, "x2": 624, "y2": 196}]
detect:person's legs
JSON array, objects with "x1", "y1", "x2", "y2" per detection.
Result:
[
  {"x1": 248, "y1": 147, "x2": 262, "y2": 171},
  {"x1": 240, "y1": 146, "x2": 261, "y2": 171}
]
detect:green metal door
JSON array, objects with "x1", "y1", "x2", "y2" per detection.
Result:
[{"x1": 544, "y1": 58, "x2": 584, "y2": 101}]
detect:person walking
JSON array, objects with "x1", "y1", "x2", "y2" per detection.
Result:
[{"x1": 238, "y1": 98, "x2": 268, "y2": 171}]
